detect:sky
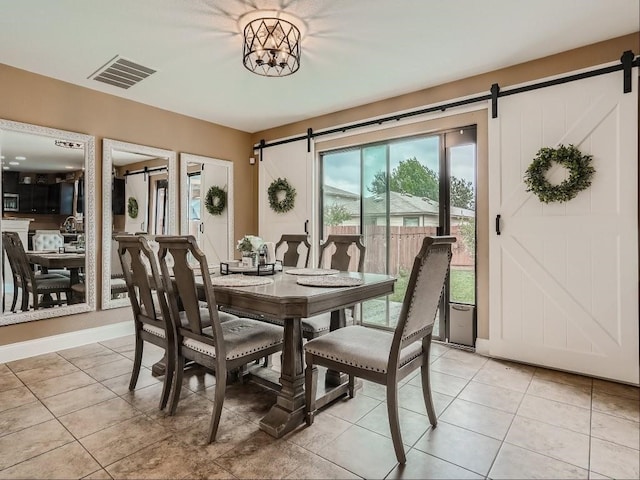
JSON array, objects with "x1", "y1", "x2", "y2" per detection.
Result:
[{"x1": 322, "y1": 135, "x2": 475, "y2": 196}]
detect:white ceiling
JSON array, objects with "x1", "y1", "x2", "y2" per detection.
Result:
[{"x1": 0, "y1": 0, "x2": 638, "y2": 133}]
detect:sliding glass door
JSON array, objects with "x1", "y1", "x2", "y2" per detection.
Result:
[{"x1": 320, "y1": 127, "x2": 476, "y2": 343}]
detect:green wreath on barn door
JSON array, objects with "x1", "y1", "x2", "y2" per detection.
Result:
[{"x1": 127, "y1": 197, "x2": 139, "y2": 218}]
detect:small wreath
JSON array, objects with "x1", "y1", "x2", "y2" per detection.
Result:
[
  {"x1": 127, "y1": 197, "x2": 138, "y2": 218},
  {"x1": 204, "y1": 185, "x2": 227, "y2": 216},
  {"x1": 523, "y1": 144, "x2": 595, "y2": 203},
  {"x1": 268, "y1": 177, "x2": 296, "y2": 213}
]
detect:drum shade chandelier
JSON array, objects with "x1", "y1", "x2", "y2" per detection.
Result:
[{"x1": 242, "y1": 14, "x2": 302, "y2": 77}]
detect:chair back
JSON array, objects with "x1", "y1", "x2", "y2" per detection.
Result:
[
  {"x1": 276, "y1": 234, "x2": 311, "y2": 267},
  {"x1": 156, "y1": 236, "x2": 226, "y2": 358},
  {"x1": 115, "y1": 234, "x2": 168, "y2": 332},
  {"x1": 33, "y1": 231, "x2": 64, "y2": 251},
  {"x1": 318, "y1": 234, "x2": 365, "y2": 272},
  {"x1": 391, "y1": 236, "x2": 455, "y2": 362},
  {"x1": 3, "y1": 231, "x2": 37, "y2": 286}
]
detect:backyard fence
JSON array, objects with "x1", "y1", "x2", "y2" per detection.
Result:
[{"x1": 325, "y1": 225, "x2": 473, "y2": 275}]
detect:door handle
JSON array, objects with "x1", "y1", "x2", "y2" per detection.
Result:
[
  {"x1": 199, "y1": 222, "x2": 204, "y2": 233},
  {"x1": 495, "y1": 214, "x2": 501, "y2": 235},
  {"x1": 304, "y1": 219, "x2": 309, "y2": 234}
]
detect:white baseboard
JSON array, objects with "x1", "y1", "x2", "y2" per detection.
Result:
[
  {"x1": 0, "y1": 321, "x2": 134, "y2": 364},
  {"x1": 475, "y1": 338, "x2": 490, "y2": 357}
]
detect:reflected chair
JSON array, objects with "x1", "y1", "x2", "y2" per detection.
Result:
[
  {"x1": 304, "y1": 235, "x2": 455, "y2": 464},
  {"x1": 156, "y1": 235, "x2": 284, "y2": 442},
  {"x1": 116, "y1": 234, "x2": 174, "y2": 409},
  {"x1": 2, "y1": 231, "x2": 71, "y2": 311},
  {"x1": 33, "y1": 230, "x2": 70, "y2": 278}
]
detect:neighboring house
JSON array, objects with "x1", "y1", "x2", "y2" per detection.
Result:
[
  {"x1": 322, "y1": 184, "x2": 359, "y2": 207},
  {"x1": 338, "y1": 190, "x2": 473, "y2": 227}
]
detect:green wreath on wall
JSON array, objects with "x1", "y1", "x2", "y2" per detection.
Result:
[
  {"x1": 523, "y1": 144, "x2": 595, "y2": 203},
  {"x1": 127, "y1": 197, "x2": 139, "y2": 218},
  {"x1": 204, "y1": 185, "x2": 227, "y2": 216},
  {"x1": 268, "y1": 177, "x2": 296, "y2": 213}
]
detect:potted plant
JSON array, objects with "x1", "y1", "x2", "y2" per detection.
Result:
[{"x1": 237, "y1": 235, "x2": 263, "y2": 267}]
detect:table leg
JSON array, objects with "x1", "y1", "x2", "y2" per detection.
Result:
[{"x1": 259, "y1": 317, "x2": 305, "y2": 438}]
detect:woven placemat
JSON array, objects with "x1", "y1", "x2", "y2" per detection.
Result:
[
  {"x1": 296, "y1": 276, "x2": 364, "y2": 288},
  {"x1": 286, "y1": 268, "x2": 339, "y2": 276},
  {"x1": 210, "y1": 275, "x2": 273, "y2": 287}
]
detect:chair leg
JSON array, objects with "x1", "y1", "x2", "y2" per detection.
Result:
[
  {"x1": 304, "y1": 354, "x2": 318, "y2": 426},
  {"x1": 169, "y1": 355, "x2": 185, "y2": 416},
  {"x1": 386, "y1": 382, "x2": 407, "y2": 464},
  {"x1": 10, "y1": 283, "x2": 18, "y2": 312},
  {"x1": 128, "y1": 335, "x2": 144, "y2": 391},
  {"x1": 159, "y1": 347, "x2": 174, "y2": 411},
  {"x1": 421, "y1": 361, "x2": 438, "y2": 427},
  {"x1": 348, "y1": 375, "x2": 356, "y2": 398},
  {"x1": 207, "y1": 369, "x2": 227, "y2": 443}
]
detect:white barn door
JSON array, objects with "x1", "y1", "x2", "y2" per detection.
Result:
[
  {"x1": 258, "y1": 140, "x2": 314, "y2": 248},
  {"x1": 488, "y1": 68, "x2": 638, "y2": 384},
  {"x1": 124, "y1": 174, "x2": 148, "y2": 233}
]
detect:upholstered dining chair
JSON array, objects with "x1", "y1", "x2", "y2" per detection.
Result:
[
  {"x1": 156, "y1": 235, "x2": 284, "y2": 443},
  {"x1": 33, "y1": 230, "x2": 71, "y2": 278},
  {"x1": 300, "y1": 234, "x2": 366, "y2": 340},
  {"x1": 3, "y1": 231, "x2": 72, "y2": 311},
  {"x1": 116, "y1": 234, "x2": 175, "y2": 410},
  {"x1": 304, "y1": 235, "x2": 455, "y2": 464},
  {"x1": 275, "y1": 234, "x2": 311, "y2": 268}
]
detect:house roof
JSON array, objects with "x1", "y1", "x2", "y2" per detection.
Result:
[{"x1": 340, "y1": 191, "x2": 474, "y2": 218}]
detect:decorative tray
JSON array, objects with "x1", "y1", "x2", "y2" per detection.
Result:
[{"x1": 220, "y1": 261, "x2": 282, "y2": 276}]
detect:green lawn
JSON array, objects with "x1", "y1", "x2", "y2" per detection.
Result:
[{"x1": 388, "y1": 267, "x2": 475, "y2": 305}]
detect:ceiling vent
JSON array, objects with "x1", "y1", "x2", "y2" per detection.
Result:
[{"x1": 88, "y1": 55, "x2": 156, "y2": 89}]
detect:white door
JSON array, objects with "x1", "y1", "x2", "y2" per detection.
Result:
[
  {"x1": 258, "y1": 140, "x2": 314, "y2": 249},
  {"x1": 488, "y1": 68, "x2": 638, "y2": 384},
  {"x1": 180, "y1": 154, "x2": 234, "y2": 268},
  {"x1": 199, "y1": 160, "x2": 233, "y2": 266},
  {"x1": 124, "y1": 174, "x2": 148, "y2": 233}
]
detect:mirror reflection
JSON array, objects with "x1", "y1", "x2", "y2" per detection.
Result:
[
  {"x1": 180, "y1": 153, "x2": 234, "y2": 269},
  {"x1": 102, "y1": 139, "x2": 176, "y2": 309},
  {"x1": 0, "y1": 120, "x2": 96, "y2": 325}
]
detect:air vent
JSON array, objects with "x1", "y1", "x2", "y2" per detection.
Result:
[{"x1": 89, "y1": 55, "x2": 156, "y2": 89}]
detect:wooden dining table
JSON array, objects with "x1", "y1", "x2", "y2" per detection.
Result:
[{"x1": 205, "y1": 269, "x2": 396, "y2": 438}]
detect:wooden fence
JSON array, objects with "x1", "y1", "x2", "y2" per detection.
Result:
[{"x1": 325, "y1": 225, "x2": 473, "y2": 275}]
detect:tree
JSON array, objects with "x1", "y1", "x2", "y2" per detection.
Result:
[
  {"x1": 368, "y1": 157, "x2": 438, "y2": 200},
  {"x1": 450, "y1": 176, "x2": 474, "y2": 210},
  {"x1": 323, "y1": 203, "x2": 351, "y2": 226}
]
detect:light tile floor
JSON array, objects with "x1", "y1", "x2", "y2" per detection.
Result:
[{"x1": 0, "y1": 336, "x2": 638, "y2": 479}]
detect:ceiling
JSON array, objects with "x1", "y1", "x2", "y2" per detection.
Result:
[{"x1": 0, "y1": 0, "x2": 638, "y2": 133}]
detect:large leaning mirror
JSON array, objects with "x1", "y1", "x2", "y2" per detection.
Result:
[
  {"x1": 0, "y1": 119, "x2": 96, "y2": 325},
  {"x1": 180, "y1": 153, "x2": 234, "y2": 268},
  {"x1": 102, "y1": 139, "x2": 176, "y2": 309}
]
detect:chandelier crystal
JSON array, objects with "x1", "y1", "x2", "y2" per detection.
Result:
[{"x1": 243, "y1": 17, "x2": 301, "y2": 77}]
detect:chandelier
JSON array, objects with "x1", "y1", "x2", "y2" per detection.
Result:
[{"x1": 242, "y1": 16, "x2": 301, "y2": 77}]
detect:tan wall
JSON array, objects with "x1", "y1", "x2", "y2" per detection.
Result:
[
  {"x1": 0, "y1": 63, "x2": 255, "y2": 345},
  {"x1": 251, "y1": 33, "x2": 639, "y2": 341}
]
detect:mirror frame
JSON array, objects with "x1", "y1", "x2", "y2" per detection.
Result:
[
  {"x1": 0, "y1": 119, "x2": 96, "y2": 325},
  {"x1": 102, "y1": 139, "x2": 177, "y2": 309},
  {"x1": 179, "y1": 153, "x2": 235, "y2": 262}
]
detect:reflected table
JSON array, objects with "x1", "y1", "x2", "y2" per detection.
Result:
[
  {"x1": 203, "y1": 270, "x2": 396, "y2": 438},
  {"x1": 27, "y1": 252, "x2": 85, "y2": 303}
]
